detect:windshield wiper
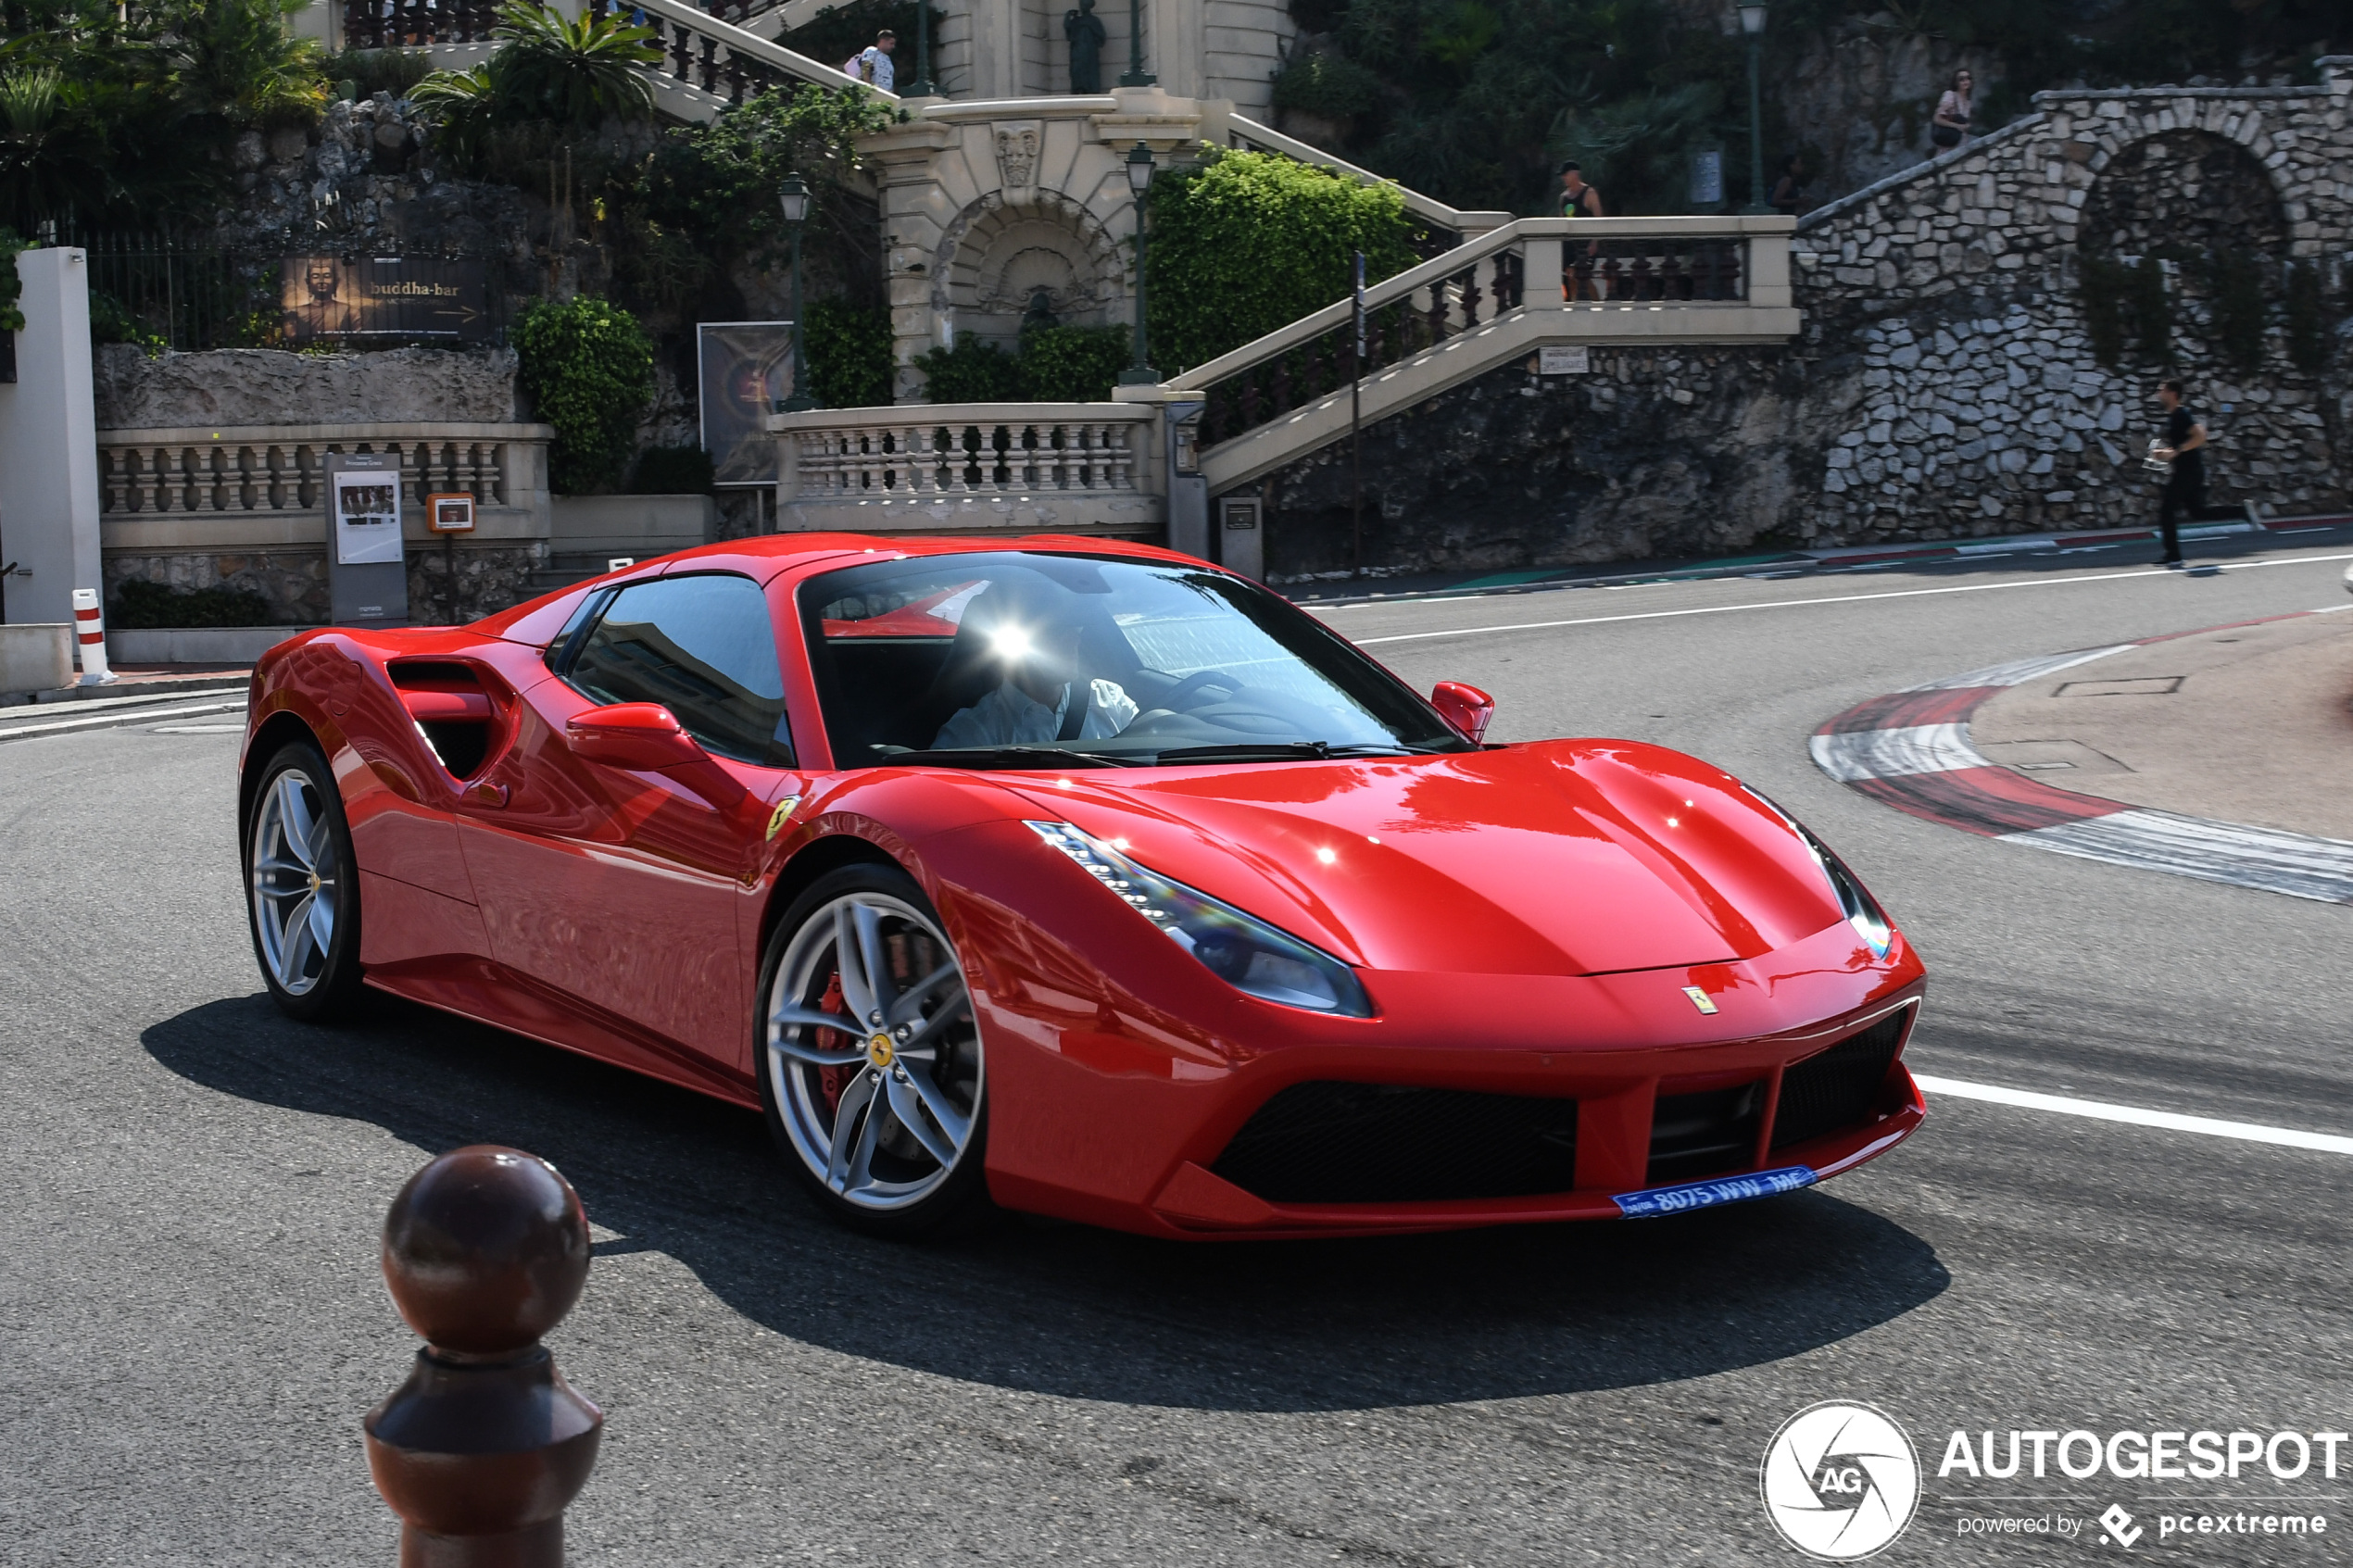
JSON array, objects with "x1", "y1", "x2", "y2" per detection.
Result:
[
  {"x1": 876, "y1": 746, "x2": 1145, "y2": 770},
  {"x1": 1151, "y1": 741, "x2": 1441, "y2": 764}
]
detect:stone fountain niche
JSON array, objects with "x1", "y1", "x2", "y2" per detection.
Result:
[{"x1": 940, "y1": 188, "x2": 1126, "y2": 352}]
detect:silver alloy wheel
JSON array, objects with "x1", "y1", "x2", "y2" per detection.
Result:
[
  {"x1": 250, "y1": 768, "x2": 339, "y2": 997},
  {"x1": 765, "y1": 891, "x2": 983, "y2": 1210}
]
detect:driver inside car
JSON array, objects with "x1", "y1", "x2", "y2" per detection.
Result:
[{"x1": 932, "y1": 583, "x2": 1140, "y2": 749}]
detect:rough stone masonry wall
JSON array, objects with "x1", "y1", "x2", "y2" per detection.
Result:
[
  {"x1": 1788, "y1": 72, "x2": 2353, "y2": 543},
  {"x1": 1262, "y1": 69, "x2": 2353, "y2": 578}
]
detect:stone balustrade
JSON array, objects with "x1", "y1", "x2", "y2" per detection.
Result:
[
  {"x1": 1133, "y1": 216, "x2": 1798, "y2": 475},
  {"x1": 771, "y1": 404, "x2": 1162, "y2": 536},
  {"x1": 100, "y1": 423, "x2": 544, "y2": 522}
]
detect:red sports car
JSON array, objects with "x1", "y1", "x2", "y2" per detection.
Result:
[{"x1": 238, "y1": 534, "x2": 1926, "y2": 1238}]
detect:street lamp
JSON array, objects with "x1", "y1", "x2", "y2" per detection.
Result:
[
  {"x1": 1739, "y1": 2, "x2": 1768, "y2": 215},
  {"x1": 1117, "y1": 0, "x2": 1154, "y2": 86},
  {"x1": 907, "y1": 0, "x2": 936, "y2": 96},
  {"x1": 778, "y1": 173, "x2": 820, "y2": 411},
  {"x1": 1116, "y1": 141, "x2": 1159, "y2": 385}
]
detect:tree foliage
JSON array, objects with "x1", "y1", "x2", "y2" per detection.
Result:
[
  {"x1": 0, "y1": 0, "x2": 330, "y2": 228},
  {"x1": 409, "y1": 2, "x2": 660, "y2": 157},
  {"x1": 802, "y1": 295, "x2": 892, "y2": 408},
  {"x1": 514, "y1": 295, "x2": 657, "y2": 493},
  {"x1": 1141, "y1": 148, "x2": 1416, "y2": 374}
]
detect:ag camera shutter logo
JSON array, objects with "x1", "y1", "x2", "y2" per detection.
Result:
[{"x1": 1760, "y1": 1402, "x2": 1922, "y2": 1560}]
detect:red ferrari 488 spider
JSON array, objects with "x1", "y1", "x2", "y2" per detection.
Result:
[{"x1": 238, "y1": 534, "x2": 1925, "y2": 1238}]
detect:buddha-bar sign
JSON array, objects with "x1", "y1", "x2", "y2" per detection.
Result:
[{"x1": 281, "y1": 256, "x2": 491, "y2": 345}]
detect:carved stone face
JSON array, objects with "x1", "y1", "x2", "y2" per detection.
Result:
[{"x1": 995, "y1": 124, "x2": 1041, "y2": 188}]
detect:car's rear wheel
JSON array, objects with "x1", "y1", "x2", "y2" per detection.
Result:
[
  {"x1": 245, "y1": 741, "x2": 365, "y2": 1021},
  {"x1": 757, "y1": 865, "x2": 988, "y2": 1236}
]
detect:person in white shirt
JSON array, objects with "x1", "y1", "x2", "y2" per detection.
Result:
[
  {"x1": 933, "y1": 596, "x2": 1138, "y2": 749},
  {"x1": 845, "y1": 31, "x2": 896, "y2": 92}
]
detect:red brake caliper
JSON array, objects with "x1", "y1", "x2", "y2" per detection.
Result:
[{"x1": 813, "y1": 971, "x2": 854, "y2": 1113}]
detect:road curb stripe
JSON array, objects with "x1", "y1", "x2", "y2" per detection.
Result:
[
  {"x1": 0, "y1": 698, "x2": 247, "y2": 741},
  {"x1": 1815, "y1": 612, "x2": 2353, "y2": 903},
  {"x1": 1911, "y1": 1074, "x2": 2353, "y2": 1156}
]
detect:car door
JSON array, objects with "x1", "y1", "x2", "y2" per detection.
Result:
[{"x1": 455, "y1": 571, "x2": 798, "y2": 1066}]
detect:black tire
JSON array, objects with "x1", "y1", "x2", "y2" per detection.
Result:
[
  {"x1": 243, "y1": 740, "x2": 367, "y2": 1022},
  {"x1": 755, "y1": 863, "x2": 991, "y2": 1238}
]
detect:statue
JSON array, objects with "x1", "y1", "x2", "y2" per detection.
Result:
[{"x1": 1063, "y1": 0, "x2": 1105, "y2": 94}]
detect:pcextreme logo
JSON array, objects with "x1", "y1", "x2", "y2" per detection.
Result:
[{"x1": 1761, "y1": 1401, "x2": 1923, "y2": 1560}]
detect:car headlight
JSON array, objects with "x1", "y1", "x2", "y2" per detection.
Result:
[
  {"x1": 1740, "y1": 788, "x2": 1894, "y2": 959},
  {"x1": 1026, "y1": 822, "x2": 1376, "y2": 1016}
]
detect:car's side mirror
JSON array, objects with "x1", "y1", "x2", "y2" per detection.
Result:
[
  {"x1": 565, "y1": 702, "x2": 707, "y2": 770},
  {"x1": 1430, "y1": 682, "x2": 1494, "y2": 745}
]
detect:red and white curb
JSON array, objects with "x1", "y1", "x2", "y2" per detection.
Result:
[{"x1": 1811, "y1": 611, "x2": 2353, "y2": 905}]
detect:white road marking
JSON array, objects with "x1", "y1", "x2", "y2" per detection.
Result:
[
  {"x1": 146, "y1": 723, "x2": 247, "y2": 734},
  {"x1": 0, "y1": 699, "x2": 247, "y2": 740},
  {"x1": 1911, "y1": 1073, "x2": 2353, "y2": 1156},
  {"x1": 1350, "y1": 552, "x2": 2353, "y2": 646},
  {"x1": 1809, "y1": 723, "x2": 1989, "y2": 782}
]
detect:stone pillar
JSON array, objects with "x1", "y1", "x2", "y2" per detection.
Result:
[{"x1": 0, "y1": 248, "x2": 102, "y2": 629}]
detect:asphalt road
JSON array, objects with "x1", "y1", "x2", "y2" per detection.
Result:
[{"x1": 4, "y1": 538, "x2": 2349, "y2": 1566}]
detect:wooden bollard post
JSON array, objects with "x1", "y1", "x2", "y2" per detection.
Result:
[{"x1": 365, "y1": 1146, "x2": 604, "y2": 1568}]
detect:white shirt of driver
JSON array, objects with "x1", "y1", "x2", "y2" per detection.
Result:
[{"x1": 935, "y1": 678, "x2": 1138, "y2": 750}]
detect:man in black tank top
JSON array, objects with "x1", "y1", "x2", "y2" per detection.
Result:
[{"x1": 2151, "y1": 379, "x2": 2252, "y2": 567}]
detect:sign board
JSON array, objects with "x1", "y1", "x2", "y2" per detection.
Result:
[
  {"x1": 1217, "y1": 495, "x2": 1265, "y2": 581},
  {"x1": 426, "y1": 493, "x2": 476, "y2": 533},
  {"x1": 324, "y1": 451, "x2": 409, "y2": 627},
  {"x1": 1690, "y1": 149, "x2": 1724, "y2": 208},
  {"x1": 1539, "y1": 346, "x2": 1592, "y2": 375},
  {"x1": 698, "y1": 321, "x2": 796, "y2": 487},
  {"x1": 281, "y1": 256, "x2": 490, "y2": 345}
]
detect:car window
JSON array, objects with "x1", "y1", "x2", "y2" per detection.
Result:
[
  {"x1": 567, "y1": 573, "x2": 794, "y2": 766},
  {"x1": 798, "y1": 552, "x2": 1466, "y2": 768}
]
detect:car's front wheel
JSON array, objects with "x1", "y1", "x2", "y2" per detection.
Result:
[
  {"x1": 245, "y1": 740, "x2": 366, "y2": 1021},
  {"x1": 756, "y1": 865, "x2": 988, "y2": 1236}
]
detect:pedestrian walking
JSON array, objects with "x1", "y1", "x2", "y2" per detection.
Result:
[
  {"x1": 844, "y1": 29, "x2": 897, "y2": 90},
  {"x1": 1768, "y1": 154, "x2": 1808, "y2": 218},
  {"x1": 2149, "y1": 379, "x2": 2257, "y2": 568},
  {"x1": 1931, "y1": 69, "x2": 1972, "y2": 151},
  {"x1": 1558, "y1": 160, "x2": 1604, "y2": 299}
]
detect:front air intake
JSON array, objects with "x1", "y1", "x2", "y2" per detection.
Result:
[
  {"x1": 1769, "y1": 1010, "x2": 1909, "y2": 1152},
  {"x1": 1212, "y1": 1082, "x2": 1579, "y2": 1204}
]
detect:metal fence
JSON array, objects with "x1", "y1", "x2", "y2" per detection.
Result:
[{"x1": 56, "y1": 230, "x2": 508, "y2": 352}]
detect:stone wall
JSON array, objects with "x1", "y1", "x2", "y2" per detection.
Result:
[
  {"x1": 99, "y1": 543, "x2": 547, "y2": 628},
  {"x1": 94, "y1": 345, "x2": 522, "y2": 429},
  {"x1": 1258, "y1": 69, "x2": 2353, "y2": 576}
]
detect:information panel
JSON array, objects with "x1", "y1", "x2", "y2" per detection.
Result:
[
  {"x1": 698, "y1": 321, "x2": 795, "y2": 487},
  {"x1": 323, "y1": 451, "x2": 409, "y2": 627}
]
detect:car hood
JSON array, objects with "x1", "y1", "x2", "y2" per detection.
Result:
[{"x1": 1003, "y1": 740, "x2": 1852, "y2": 977}]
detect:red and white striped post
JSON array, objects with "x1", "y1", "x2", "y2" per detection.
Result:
[{"x1": 71, "y1": 587, "x2": 116, "y2": 685}]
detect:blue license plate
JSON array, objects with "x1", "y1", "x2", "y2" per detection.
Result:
[{"x1": 1612, "y1": 1165, "x2": 1817, "y2": 1218}]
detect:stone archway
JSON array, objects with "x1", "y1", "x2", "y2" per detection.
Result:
[
  {"x1": 2078, "y1": 130, "x2": 2288, "y2": 258},
  {"x1": 931, "y1": 189, "x2": 1128, "y2": 351}
]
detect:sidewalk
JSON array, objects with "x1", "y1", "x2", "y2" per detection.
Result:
[{"x1": 1284, "y1": 511, "x2": 2353, "y2": 606}]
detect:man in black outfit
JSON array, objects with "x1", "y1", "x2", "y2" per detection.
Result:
[{"x1": 2151, "y1": 379, "x2": 2253, "y2": 567}]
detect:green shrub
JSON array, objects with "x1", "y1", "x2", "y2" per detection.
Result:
[
  {"x1": 2128, "y1": 256, "x2": 2171, "y2": 364},
  {"x1": 0, "y1": 229, "x2": 24, "y2": 333},
  {"x1": 1016, "y1": 323, "x2": 1131, "y2": 402},
  {"x1": 111, "y1": 579, "x2": 273, "y2": 628},
  {"x1": 1270, "y1": 54, "x2": 1386, "y2": 119},
  {"x1": 514, "y1": 295, "x2": 656, "y2": 493},
  {"x1": 2079, "y1": 254, "x2": 2131, "y2": 366},
  {"x1": 803, "y1": 295, "x2": 893, "y2": 408},
  {"x1": 323, "y1": 47, "x2": 435, "y2": 101},
  {"x1": 2284, "y1": 260, "x2": 2328, "y2": 373},
  {"x1": 2204, "y1": 245, "x2": 2266, "y2": 372},
  {"x1": 912, "y1": 336, "x2": 1019, "y2": 403},
  {"x1": 1143, "y1": 148, "x2": 1417, "y2": 374},
  {"x1": 629, "y1": 444, "x2": 714, "y2": 494}
]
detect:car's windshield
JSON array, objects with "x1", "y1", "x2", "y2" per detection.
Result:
[{"x1": 799, "y1": 552, "x2": 1470, "y2": 768}]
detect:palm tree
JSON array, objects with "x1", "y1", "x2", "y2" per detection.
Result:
[{"x1": 411, "y1": 1, "x2": 661, "y2": 140}]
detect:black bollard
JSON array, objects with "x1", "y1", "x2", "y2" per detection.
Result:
[{"x1": 365, "y1": 1146, "x2": 604, "y2": 1568}]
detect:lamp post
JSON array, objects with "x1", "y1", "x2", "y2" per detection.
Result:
[
  {"x1": 1117, "y1": 0, "x2": 1153, "y2": 86},
  {"x1": 1116, "y1": 141, "x2": 1158, "y2": 385},
  {"x1": 778, "y1": 174, "x2": 819, "y2": 411},
  {"x1": 907, "y1": 0, "x2": 936, "y2": 96},
  {"x1": 1739, "y1": 2, "x2": 1768, "y2": 215}
]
